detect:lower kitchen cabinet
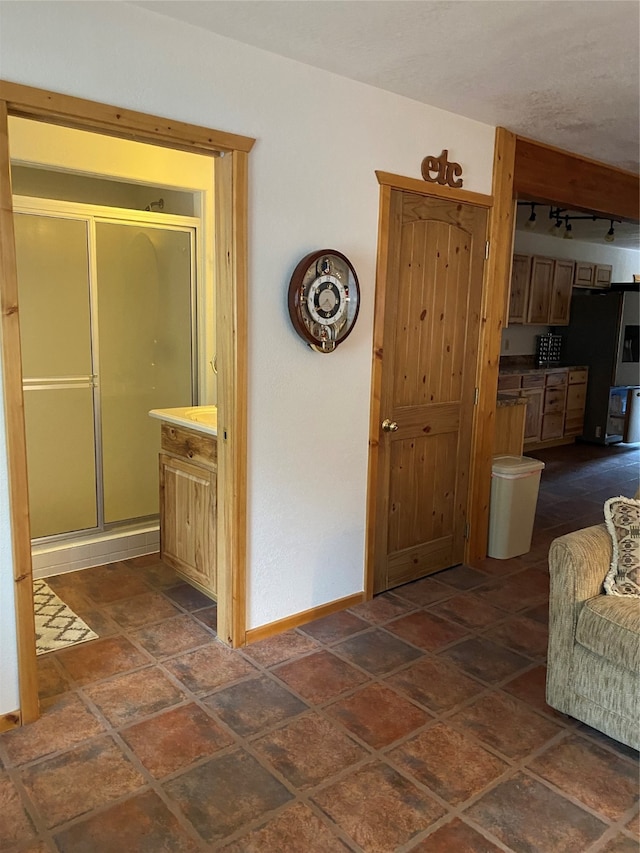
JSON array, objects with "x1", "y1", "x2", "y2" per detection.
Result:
[
  {"x1": 498, "y1": 366, "x2": 588, "y2": 450},
  {"x1": 159, "y1": 423, "x2": 217, "y2": 598}
]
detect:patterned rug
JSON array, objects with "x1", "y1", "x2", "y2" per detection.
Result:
[{"x1": 33, "y1": 578, "x2": 98, "y2": 655}]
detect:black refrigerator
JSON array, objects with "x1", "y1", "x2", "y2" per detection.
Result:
[{"x1": 559, "y1": 287, "x2": 640, "y2": 445}]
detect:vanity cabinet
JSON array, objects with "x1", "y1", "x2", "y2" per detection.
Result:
[{"x1": 159, "y1": 423, "x2": 217, "y2": 598}]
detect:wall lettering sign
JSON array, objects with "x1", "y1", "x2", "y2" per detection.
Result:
[{"x1": 421, "y1": 149, "x2": 463, "y2": 189}]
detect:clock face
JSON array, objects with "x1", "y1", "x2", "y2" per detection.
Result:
[{"x1": 288, "y1": 250, "x2": 360, "y2": 353}]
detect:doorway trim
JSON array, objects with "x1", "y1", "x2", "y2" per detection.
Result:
[
  {"x1": 0, "y1": 80, "x2": 254, "y2": 725},
  {"x1": 365, "y1": 170, "x2": 493, "y2": 598}
]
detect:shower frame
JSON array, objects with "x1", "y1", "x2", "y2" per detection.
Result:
[
  {"x1": 15, "y1": 195, "x2": 201, "y2": 544},
  {"x1": 0, "y1": 80, "x2": 254, "y2": 727}
]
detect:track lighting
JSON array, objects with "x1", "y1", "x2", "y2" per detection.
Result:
[
  {"x1": 519, "y1": 202, "x2": 621, "y2": 243},
  {"x1": 524, "y1": 203, "x2": 537, "y2": 230}
]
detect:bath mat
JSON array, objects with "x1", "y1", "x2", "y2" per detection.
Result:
[{"x1": 33, "y1": 578, "x2": 98, "y2": 655}]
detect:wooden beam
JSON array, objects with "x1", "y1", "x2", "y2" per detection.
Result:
[
  {"x1": 0, "y1": 80, "x2": 255, "y2": 155},
  {"x1": 514, "y1": 136, "x2": 639, "y2": 222},
  {"x1": 0, "y1": 100, "x2": 39, "y2": 724},
  {"x1": 467, "y1": 127, "x2": 517, "y2": 564}
]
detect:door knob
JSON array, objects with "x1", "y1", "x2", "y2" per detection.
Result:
[{"x1": 382, "y1": 419, "x2": 399, "y2": 432}]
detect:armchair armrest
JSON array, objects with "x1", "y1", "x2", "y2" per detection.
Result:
[
  {"x1": 548, "y1": 523, "x2": 612, "y2": 607},
  {"x1": 546, "y1": 523, "x2": 612, "y2": 711}
]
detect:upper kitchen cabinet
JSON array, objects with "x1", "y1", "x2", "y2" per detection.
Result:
[
  {"x1": 509, "y1": 254, "x2": 574, "y2": 325},
  {"x1": 574, "y1": 261, "x2": 612, "y2": 289}
]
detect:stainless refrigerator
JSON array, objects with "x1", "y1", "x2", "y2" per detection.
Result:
[{"x1": 559, "y1": 286, "x2": 640, "y2": 445}]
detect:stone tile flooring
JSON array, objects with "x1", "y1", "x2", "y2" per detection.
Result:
[{"x1": 1, "y1": 442, "x2": 638, "y2": 852}]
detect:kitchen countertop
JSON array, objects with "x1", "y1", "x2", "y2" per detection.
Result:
[
  {"x1": 498, "y1": 363, "x2": 588, "y2": 376},
  {"x1": 497, "y1": 393, "x2": 528, "y2": 407},
  {"x1": 149, "y1": 405, "x2": 218, "y2": 436}
]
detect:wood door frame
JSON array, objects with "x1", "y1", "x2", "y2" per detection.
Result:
[
  {"x1": 0, "y1": 80, "x2": 254, "y2": 726},
  {"x1": 365, "y1": 171, "x2": 493, "y2": 598},
  {"x1": 467, "y1": 128, "x2": 640, "y2": 563}
]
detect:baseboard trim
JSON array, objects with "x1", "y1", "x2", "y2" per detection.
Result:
[
  {"x1": 245, "y1": 592, "x2": 365, "y2": 645},
  {"x1": 0, "y1": 710, "x2": 21, "y2": 732}
]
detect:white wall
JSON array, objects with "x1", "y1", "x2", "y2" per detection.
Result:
[{"x1": 0, "y1": 1, "x2": 495, "y2": 714}]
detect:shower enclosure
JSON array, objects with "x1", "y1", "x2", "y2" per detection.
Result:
[{"x1": 14, "y1": 199, "x2": 198, "y2": 542}]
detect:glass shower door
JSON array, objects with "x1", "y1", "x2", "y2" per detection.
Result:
[
  {"x1": 15, "y1": 213, "x2": 98, "y2": 538},
  {"x1": 95, "y1": 222, "x2": 194, "y2": 524}
]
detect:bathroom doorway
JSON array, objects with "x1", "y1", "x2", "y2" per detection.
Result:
[
  {"x1": 15, "y1": 200, "x2": 197, "y2": 550},
  {"x1": 0, "y1": 81, "x2": 254, "y2": 726}
]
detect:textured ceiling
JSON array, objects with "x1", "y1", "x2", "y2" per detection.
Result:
[{"x1": 132, "y1": 0, "x2": 640, "y2": 174}]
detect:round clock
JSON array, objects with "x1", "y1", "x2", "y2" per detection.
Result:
[{"x1": 287, "y1": 250, "x2": 360, "y2": 353}]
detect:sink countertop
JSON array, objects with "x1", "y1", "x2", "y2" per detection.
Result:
[
  {"x1": 498, "y1": 364, "x2": 588, "y2": 376},
  {"x1": 149, "y1": 405, "x2": 217, "y2": 436}
]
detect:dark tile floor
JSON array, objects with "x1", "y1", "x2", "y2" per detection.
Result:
[{"x1": 1, "y1": 442, "x2": 638, "y2": 852}]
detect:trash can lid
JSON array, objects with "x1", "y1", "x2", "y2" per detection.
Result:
[{"x1": 492, "y1": 455, "x2": 545, "y2": 475}]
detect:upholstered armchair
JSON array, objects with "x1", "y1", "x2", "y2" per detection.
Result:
[{"x1": 546, "y1": 520, "x2": 640, "y2": 750}]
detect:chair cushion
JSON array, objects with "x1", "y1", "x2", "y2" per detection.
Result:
[
  {"x1": 576, "y1": 595, "x2": 640, "y2": 673},
  {"x1": 603, "y1": 496, "x2": 640, "y2": 597}
]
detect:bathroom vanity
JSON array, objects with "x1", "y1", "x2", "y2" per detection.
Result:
[{"x1": 149, "y1": 406, "x2": 218, "y2": 600}]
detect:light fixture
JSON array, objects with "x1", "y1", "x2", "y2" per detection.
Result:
[
  {"x1": 524, "y1": 202, "x2": 537, "y2": 230},
  {"x1": 518, "y1": 202, "x2": 622, "y2": 243}
]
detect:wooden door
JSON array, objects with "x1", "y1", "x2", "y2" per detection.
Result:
[{"x1": 371, "y1": 190, "x2": 488, "y2": 593}]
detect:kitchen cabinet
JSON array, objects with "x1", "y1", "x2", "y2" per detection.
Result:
[
  {"x1": 521, "y1": 374, "x2": 544, "y2": 442},
  {"x1": 573, "y1": 261, "x2": 612, "y2": 289},
  {"x1": 594, "y1": 264, "x2": 613, "y2": 289},
  {"x1": 574, "y1": 261, "x2": 595, "y2": 288},
  {"x1": 498, "y1": 366, "x2": 588, "y2": 449},
  {"x1": 508, "y1": 254, "x2": 533, "y2": 324},
  {"x1": 564, "y1": 368, "x2": 589, "y2": 436},
  {"x1": 541, "y1": 370, "x2": 568, "y2": 441},
  {"x1": 159, "y1": 422, "x2": 217, "y2": 598},
  {"x1": 509, "y1": 255, "x2": 574, "y2": 325}
]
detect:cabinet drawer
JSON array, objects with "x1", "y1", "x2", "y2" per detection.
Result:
[
  {"x1": 161, "y1": 423, "x2": 217, "y2": 468},
  {"x1": 544, "y1": 387, "x2": 567, "y2": 413},
  {"x1": 498, "y1": 374, "x2": 521, "y2": 391},
  {"x1": 566, "y1": 384, "x2": 586, "y2": 410},
  {"x1": 521, "y1": 373, "x2": 545, "y2": 389},
  {"x1": 568, "y1": 368, "x2": 588, "y2": 384},
  {"x1": 541, "y1": 412, "x2": 565, "y2": 441},
  {"x1": 545, "y1": 370, "x2": 568, "y2": 387}
]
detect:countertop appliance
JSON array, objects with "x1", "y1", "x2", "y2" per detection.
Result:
[{"x1": 559, "y1": 286, "x2": 640, "y2": 445}]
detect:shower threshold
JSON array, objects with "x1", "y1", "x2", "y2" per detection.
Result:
[{"x1": 31, "y1": 521, "x2": 159, "y2": 579}]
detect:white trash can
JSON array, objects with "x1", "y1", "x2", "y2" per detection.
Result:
[{"x1": 488, "y1": 455, "x2": 545, "y2": 559}]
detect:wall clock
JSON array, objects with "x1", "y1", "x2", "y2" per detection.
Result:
[{"x1": 287, "y1": 249, "x2": 360, "y2": 353}]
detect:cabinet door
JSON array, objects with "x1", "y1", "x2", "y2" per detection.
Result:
[
  {"x1": 508, "y1": 254, "x2": 532, "y2": 324},
  {"x1": 526, "y1": 257, "x2": 554, "y2": 324},
  {"x1": 159, "y1": 453, "x2": 217, "y2": 595},
  {"x1": 594, "y1": 264, "x2": 612, "y2": 289},
  {"x1": 522, "y1": 388, "x2": 543, "y2": 442},
  {"x1": 541, "y1": 412, "x2": 565, "y2": 441},
  {"x1": 574, "y1": 261, "x2": 595, "y2": 288},
  {"x1": 565, "y1": 382, "x2": 587, "y2": 435},
  {"x1": 549, "y1": 260, "x2": 574, "y2": 325}
]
